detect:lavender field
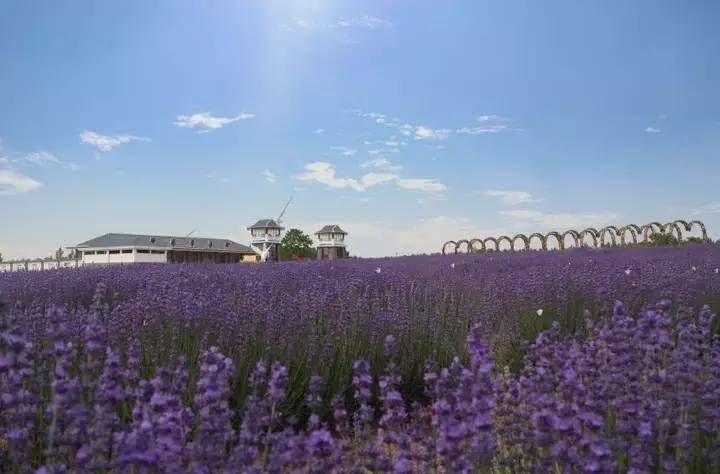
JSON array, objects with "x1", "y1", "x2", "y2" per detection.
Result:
[{"x1": 2, "y1": 245, "x2": 720, "y2": 472}]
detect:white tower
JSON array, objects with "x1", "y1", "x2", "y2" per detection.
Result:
[
  {"x1": 315, "y1": 225, "x2": 348, "y2": 260},
  {"x1": 248, "y1": 219, "x2": 284, "y2": 262}
]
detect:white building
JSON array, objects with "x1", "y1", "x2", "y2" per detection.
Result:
[
  {"x1": 0, "y1": 258, "x2": 81, "y2": 273},
  {"x1": 315, "y1": 225, "x2": 348, "y2": 260},
  {"x1": 248, "y1": 219, "x2": 284, "y2": 262},
  {"x1": 71, "y1": 233, "x2": 258, "y2": 265}
]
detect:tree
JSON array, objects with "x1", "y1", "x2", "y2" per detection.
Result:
[
  {"x1": 648, "y1": 232, "x2": 680, "y2": 247},
  {"x1": 0, "y1": 252, "x2": 3, "y2": 263},
  {"x1": 55, "y1": 247, "x2": 64, "y2": 260},
  {"x1": 278, "y1": 228, "x2": 315, "y2": 261}
]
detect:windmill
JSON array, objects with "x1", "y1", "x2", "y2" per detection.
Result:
[{"x1": 250, "y1": 193, "x2": 293, "y2": 262}]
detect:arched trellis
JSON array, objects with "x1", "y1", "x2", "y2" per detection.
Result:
[
  {"x1": 599, "y1": 227, "x2": 618, "y2": 247},
  {"x1": 441, "y1": 241, "x2": 457, "y2": 255},
  {"x1": 580, "y1": 228, "x2": 599, "y2": 247},
  {"x1": 441, "y1": 219, "x2": 708, "y2": 253},
  {"x1": 664, "y1": 222, "x2": 683, "y2": 241},
  {"x1": 455, "y1": 239, "x2": 472, "y2": 254},
  {"x1": 528, "y1": 233, "x2": 546, "y2": 250},
  {"x1": 497, "y1": 235, "x2": 513, "y2": 251},
  {"x1": 689, "y1": 220, "x2": 708, "y2": 241},
  {"x1": 483, "y1": 237, "x2": 499, "y2": 252},
  {"x1": 470, "y1": 238, "x2": 485, "y2": 253},
  {"x1": 512, "y1": 234, "x2": 530, "y2": 251},
  {"x1": 545, "y1": 231, "x2": 564, "y2": 250},
  {"x1": 561, "y1": 230, "x2": 581, "y2": 249},
  {"x1": 618, "y1": 225, "x2": 638, "y2": 246}
]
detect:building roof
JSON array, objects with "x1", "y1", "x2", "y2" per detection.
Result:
[
  {"x1": 72, "y1": 233, "x2": 256, "y2": 254},
  {"x1": 248, "y1": 219, "x2": 284, "y2": 230},
  {"x1": 315, "y1": 225, "x2": 347, "y2": 235}
]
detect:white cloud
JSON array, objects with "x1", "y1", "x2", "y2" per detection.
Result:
[
  {"x1": 80, "y1": 130, "x2": 150, "y2": 152},
  {"x1": 395, "y1": 178, "x2": 447, "y2": 192},
  {"x1": 312, "y1": 128, "x2": 325, "y2": 134},
  {"x1": 22, "y1": 151, "x2": 80, "y2": 171},
  {"x1": 330, "y1": 146, "x2": 358, "y2": 157},
  {"x1": 483, "y1": 189, "x2": 541, "y2": 205},
  {"x1": 367, "y1": 149, "x2": 383, "y2": 155},
  {"x1": 644, "y1": 127, "x2": 661, "y2": 134},
  {"x1": 263, "y1": 170, "x2": 277, "y2": 183},
  {"x1": 296, "y1": 162, "x2": 445, "y2": 193},
  {"x1": 414, "y1": 126, "x2": 451, "y2": 140},
  {"x1": 361, "y1": 158, "x2": 402, "y2": 171},
  {"x1": 174, "y1": 112, "x2": 255, "y2": 132},
  {"x1": 0, "y1": 168, "x2": 42, "y2": 195},
  {"x1": 334, "y1": 16, "x2": 388, "y2": 29},
  {"x1": 456, "y1": 115, "x2": 511, "y2": 134},
  {"x1": 500, "y1": 209, "x2": 619, "y2": 229},
  {"x1": 691, "y1": 202, "x2": 720, "y2": 215}
]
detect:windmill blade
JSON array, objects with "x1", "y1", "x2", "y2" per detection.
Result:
[
  {"x1": 277, "y1": 192, "x2": 294, "y2": 223},
  {"x1": 185, "y1": 227, "x2": 199, "y2": 238}
]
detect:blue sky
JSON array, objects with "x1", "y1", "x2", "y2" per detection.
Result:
[{"x1": 1, "y1": 0, "x2": 719, "y2": 258}]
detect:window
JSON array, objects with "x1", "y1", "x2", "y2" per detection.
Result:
[
  {"x1": 96, "y1": 250, "x2": 107, "y2": 255},
  {"x1": 122, "y1": 249, "x2": 133, "y2": 254},
  {"x1": 151, "y1": 250, "x2": 165, "y2": 254},
  {"x1": 108, "y1": 250, "x2": 120, "y2": 255},
  {"x1": 136, "y1": 249, "x2": 150, "y2": 254},
  {"x1": 84, "y1": 251, "x2": 95, "y2": 256}
]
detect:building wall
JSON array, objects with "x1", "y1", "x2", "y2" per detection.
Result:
[
  {"x1": 0, "y1": 260, "x2": 82, "y2": 272},
  {"x1": 317, "y1": 246, "x2": 347, "y2": 260}
]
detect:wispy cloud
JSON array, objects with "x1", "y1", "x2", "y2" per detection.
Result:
[
  {"x1": 330, "y1": 146, "x2": 358, "y2": 157},
  {"x1": 456, "y1": 115, "x2": 511, "y2": 134},
  {"x1": 0, "y1": 168, "x2": 41, "y2": 195},
  {"x1": 263, "y1": 170, "x2": 277, "y2": 183},
  {"x1": 80, "y1": 130, "x2": 150, "y2": 152},
  {"x1": 361, "y1": 158, "x2": 402, "y2": 171},
  {"x1": 22, "y1": 151, "x2": 80, "y2": 170},
  {"x1": 356, "y1": 110, "x2": 515, "y2": 142},
  {"x1": 283, "y1": 16, "x2": 390, "y2": 32},
  {"x1": 174, "y1": 112, "x2": 255, "y2": 133},
  {"x1": 396, "y1": 178, "x2": 447, "y2": 192},
  {"x1": 500, "y1": 209, "x2": 619, "y2": 229},
  {"x1": 691, "y1": 202, "x2": 720, "y2": 215},
  {"x1": 644, "y1": 127, "x2": 661, "y2": 134},
  {"x1": 312, "y1": 128, "x2": 325, "y2": 134},
  {"x1": 414, "y1": 126, "x2": 451, "y2": 141},
  {"x1": 482, "y1": 189, "x2": 541, "y2": 205},
  {"x1": 295, "y1": 162, "x2": 445, "y2": 193}
]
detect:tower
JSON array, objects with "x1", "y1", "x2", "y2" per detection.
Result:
[
  {"x1": 248, "y1": 219, "x2": 284, "y2": 262},
  {"x1": 315, "y1": 225, "x2": 348, "y2": 260}
]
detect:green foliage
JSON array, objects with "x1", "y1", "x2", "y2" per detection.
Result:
[
  {"x1": 279, "y1": 228, "x2": 315, "y2": 261},
  {"x1": 648, "y1": 232, "x2": 680, "y2": 246},
  {"x1": 55, "y1": 247, "x2": 64, "y2": 260}
]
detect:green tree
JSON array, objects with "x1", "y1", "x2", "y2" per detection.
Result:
[
  {"x1": 0, "y1": 252, "x2": 3, "y2": 263},
  {"x1": 278, "y1": 228, "x2": 315, "y2": 261},
  {"x1": 648, "y1": 232, "x2": 680, "y2": 247},
  {"x1": 55, "y1": 247, "x2": 64, "y2": 260}
]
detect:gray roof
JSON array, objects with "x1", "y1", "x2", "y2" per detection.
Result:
[
  {"x1": 72, "y1": 233, "x2": 256, "y2": 254},
  {"x1": 248, "y1": 219, "x2": 284, "y2": 230},
  {"x1": 315, "y1": 225, "x2": 347, "y2": 235}
]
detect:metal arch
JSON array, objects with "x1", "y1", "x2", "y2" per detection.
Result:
[
  {"x1": 497, "y1": 235, "x2": 513, "y2": 251},
  {"x1": 545, "y1": 231, "x2": 564, "y2": 250},
  {"x1": 442, "y1": 240, "x2": 457, "y2": 255},
  {"x1": 618, "y1": 225, "x2": 638, "y2": 246},
  {"x1": 470, "y1": 238, "x2": 486, "y2": 253},
  {"x1": 511, "y1": 234, "x2": 530, "y2": 251},
  {"x1": 483, "y1": 237, "x2": 499, "y2": 252},
  {"x1": 580, "y1": 228, "x2": 599, "y2": 247},
  {"x1": 689, "y1": 220, "x2": 708, "y2": 241},
  {"x1": 441, "y1": 219, "x2": 708, "y2": 253},
  {"x1": 673, "y1": 219, "x2": 690, "y2": 232},
  {"x1": 455, "y1": 239, "x2": 472, "y2": 254},
  {"x1": 528, "y1": 233, "x2": 547, "y2": 250},
  {"x1": 561, "y1": 229, "x2": 581, "y2": 248},
  {"x1": 664, "y1": 222, "x2": 683, "y2": 241},
  {"x1": 598, "y1": 227, "x2": 617, "y2": 247}
]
